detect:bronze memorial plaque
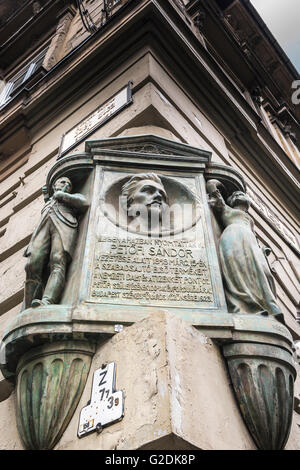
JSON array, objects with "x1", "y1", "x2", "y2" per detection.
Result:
[{"x1": 86, "y1": 169, "x2": 218, "y2": 310}]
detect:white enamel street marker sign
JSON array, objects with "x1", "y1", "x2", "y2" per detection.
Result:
[
  {"x1": 59, "y1": 82, "x2": 132, "y2": 157},
  {"x1": 78, "y1": 362, "x2": 124, "y2": 437}
]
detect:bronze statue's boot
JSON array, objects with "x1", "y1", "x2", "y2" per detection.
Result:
[
  {"x1": 24, "y1": 280, "x2": 43, "y2": 309},
  {"x1": 31, "y1": 299, "x2": 44, "y2": 308},
  {"x1": 41, "y1": 269, "x2": 65, "y2": 305}
]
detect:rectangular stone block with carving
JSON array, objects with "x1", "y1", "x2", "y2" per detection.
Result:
[{"x1": 72, "y1": 135, "x2": 227, "y2": 326}]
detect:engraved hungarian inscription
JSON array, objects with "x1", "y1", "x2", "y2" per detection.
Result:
[{"x1": 90, "y1": 236, "x2": 214, "y2": 306}]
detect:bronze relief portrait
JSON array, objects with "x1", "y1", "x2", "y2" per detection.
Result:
[{"x1": 101, "y1": 172, "x2": 201, "y2": 237}]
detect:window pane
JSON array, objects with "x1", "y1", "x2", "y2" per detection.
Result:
[{"x1": 1, "y1": 48, "x2": 47, "y2": 106}]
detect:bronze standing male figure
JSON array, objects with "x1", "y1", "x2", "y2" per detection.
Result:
[{"x1": 23, "y1": 176, "x2": 88, "y2": 309}]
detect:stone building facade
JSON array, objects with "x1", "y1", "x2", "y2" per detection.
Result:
[{"x1": 0, "y1": 0, "x2": 299, "y2": 450}]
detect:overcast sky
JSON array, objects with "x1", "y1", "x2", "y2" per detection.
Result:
[{"x1": 250, "y1": 0, "x2": 300, "y2": 73}]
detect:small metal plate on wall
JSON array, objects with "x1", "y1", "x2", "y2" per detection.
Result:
[{"x1": 78, "y1": 362, "x2": 124, "y2": 438}]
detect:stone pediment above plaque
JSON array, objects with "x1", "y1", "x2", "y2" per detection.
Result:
[
  {"x1": 85, "y1": 134, "x2": 212, "y2": 169},
  {"x1": 117, "y1": 143, "x2": 175, "y2": 155}
]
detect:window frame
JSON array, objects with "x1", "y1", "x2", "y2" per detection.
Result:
[{"x1": 0, "y1": 47, "x2": 48, "y2": 108}]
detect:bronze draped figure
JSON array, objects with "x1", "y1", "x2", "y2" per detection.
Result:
[{"x1": 207, "y1": 180, "x2": 284, "y2": 323}]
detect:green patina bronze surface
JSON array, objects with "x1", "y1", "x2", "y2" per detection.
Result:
[
  {"x1": 223, "y1": 342, "x2": 296, "y2": 450},
  {"x1": 23, "y1": 176, "x2": 88, "y2": 310},
  {"x1": 207, "y1": 180, "x2": 284, "y2": 324},
  {"x1": 16, "y1": 341, "x2": 95, "y2": 450}
]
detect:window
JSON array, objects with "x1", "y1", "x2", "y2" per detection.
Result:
[{"x1": 0, "y1": 48, "x2": 47, "y2": 107}]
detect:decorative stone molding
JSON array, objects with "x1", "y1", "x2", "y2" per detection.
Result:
[
  {"x1": 43, "y1": 9, "x2": 75, "y2": 71},
  {"x1": 16, "y1": 341, "x2": 95, "y2": 450},
  {"x1": 193, "y1": 11, "x2": 206, "y2": 32},
  {"x1": 223, "y1": 342, "x2": 296, "y2": 450}
]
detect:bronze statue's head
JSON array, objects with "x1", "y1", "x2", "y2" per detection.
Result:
[
  {"x1": 121, "y1": 173, "x2": 169, "y2": 233},
  {"x1": 122, "y1": 173, "x2": 168, "y2": 214},
  {"x1": 227, "y1": 191, "x2": 250, "y2": 210},
  {"x1": 52, "y1": 176, "x2": 72, "y2": 193}
]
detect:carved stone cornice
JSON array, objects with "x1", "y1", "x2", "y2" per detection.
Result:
[
  {"x1": 215, "y1": 0, "x2": 300, "y2": 124},
  {"x1": 0, "y1": 298, "x2": 294, "y2": 382}
]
